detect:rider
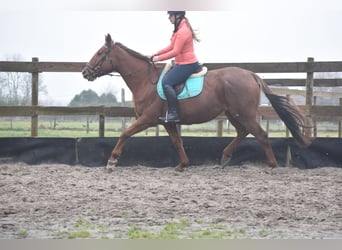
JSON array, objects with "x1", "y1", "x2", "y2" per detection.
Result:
[{"x1": 152, "y1": 11, "x2": 200, "y2": 123}]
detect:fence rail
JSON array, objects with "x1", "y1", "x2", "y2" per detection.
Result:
[
  {"x1": 1, "y1": 57, "x2": 342, "y2": 137},
  {"x1": 1, "y1": 60, "x2": 342, "y2": 74}
]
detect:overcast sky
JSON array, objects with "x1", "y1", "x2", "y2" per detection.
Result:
[{"x1": 1, "y1": 0, "x2": 341, "y2": 105}]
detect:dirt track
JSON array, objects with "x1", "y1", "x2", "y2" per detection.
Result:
[{"x1": 1, "y1": 163, "x2": 342, "y2": 239}]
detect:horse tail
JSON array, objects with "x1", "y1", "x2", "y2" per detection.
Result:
[{"x1": 252, "y1": 73, "x2": 312, "y2": 147}]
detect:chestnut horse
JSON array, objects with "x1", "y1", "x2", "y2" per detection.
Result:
[{"x1": 82, "y1": 34, "x2": 311, "y2": 171}]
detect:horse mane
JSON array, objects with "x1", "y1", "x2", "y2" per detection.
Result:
[{"x1": 116, "y1": 42, "x2": 151, "y2": 63}]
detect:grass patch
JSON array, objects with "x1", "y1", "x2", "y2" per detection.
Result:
[
  {"x1": 17, "y1": 230, "x2": 28, "y2": 238},
  {"x1": 125, "y1": 219, "x2": 248, "y2": 239},
  {"x1": 56, "y1": 217, "x2": 109, "y2": 239},
  {"x1": 53, "y1": 215, "x2": 285, "y2": 239},
  {"x1": 52, "y1": 212, "x2": 290, "y2": 239},
  {"x1": 258, "y1": 227, "x2": 272, "y2": 238},
  {"x1": 67, "y1": 230, "x2": 91, "y2": 239},
  {"x1": 127, "y1": 223, "x2": 158, "y2": 239}
]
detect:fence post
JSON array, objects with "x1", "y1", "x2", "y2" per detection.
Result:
[
  {"x1": 313, "y1": 96, "x2": 317, "y2": 137},
  {"x1": 31, "y1": 57, "x2": 39, "y2": 137},
  {"x1": 121, "y1": 88, "x2": 126, "y2": 131},
  {"x1": 99, "y1": 114, "x2": 105, "y2": 137},
  {"x1": 285, "y1": 94, "x2": 290, "y2": 137},
  {"x1": 305, "y1": 57, "x2": 314, "y2": 138},
  {"x1": 99, "y1": 106, "x2": 105, "y2": 137},
  {"x1": 217, "y1": 120, "x2": 223, "y2": 137},
  {"x1": 285, "y1": 143, "x2": 292, "y2": 167},
  {"x1": 339, "y1": 98, "x2": 342, "y2": 138}
]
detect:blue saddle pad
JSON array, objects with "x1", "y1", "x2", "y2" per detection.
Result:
[{"x1": 157, "y1": 67, "x2": 205, "y2": 100}]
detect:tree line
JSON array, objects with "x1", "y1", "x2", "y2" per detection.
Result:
[
  {"x1": 68, "y1": 89, "x2": 118, "y2": 106},
  {"x1": 0, "y1": 71, "x2": 46, "y2": 106}
]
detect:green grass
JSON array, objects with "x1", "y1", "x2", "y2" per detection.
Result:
[
  {"x1": 122, "y1": 219, "x2": 251, "y2": 239},
  {"x1": 17, "y1": 230, "x2": 28, "y2": 238},
  {"x1": 0, "y1": 118, "x2": 231, "y2": 137},
  {"x1": 53, "y1": 214, "x2": 299, "y2": 239},
  {"x1": 0, "y1": 118, "x2": 340, "y2": 138},
  {"x1": 54, "y1": 215, "x2": 261, "y2": 239},
  {"x1": 67, "y1": 230, "x2": 91, "y2": 239},
  {"x1": 56, "y1": 217, "x2": 109, "y2": 239}
]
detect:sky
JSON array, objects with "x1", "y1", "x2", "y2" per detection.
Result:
[{"x1": 1, "y1": 0, "x2": 342, "y2": 105}]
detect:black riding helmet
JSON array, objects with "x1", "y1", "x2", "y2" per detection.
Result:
[
  {"x1": 167, "y1": 11, "x2": 186, "y2": 32},
  {"x1": 167, "y1": 11, "x2": 186, "y2": 16}
]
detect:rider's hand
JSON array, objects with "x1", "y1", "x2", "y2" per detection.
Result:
[{"x1": 152, "y1": 55, "x2": 160, "y2": 62}]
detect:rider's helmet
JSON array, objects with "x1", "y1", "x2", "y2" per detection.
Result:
[
  {"x1": 167, "y1": 11, "x2": 186, "y2": 32},
  {"x1": 167, "y1": 11, "x2": 186, "y2": 16}
]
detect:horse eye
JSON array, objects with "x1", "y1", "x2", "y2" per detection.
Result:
[{"x1": 97, "y1": 51, "x2": 103, "y2": 56}]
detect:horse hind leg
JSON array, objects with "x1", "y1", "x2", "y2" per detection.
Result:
[
  {"x1": 222, "y1": 112, "x2": 277, "y2": 169},
  {"x1": 221, "y1": 113, "x2": 249, "y2": 167},
  {"x1": 244, "y1": 120, "x2": 277, "y2": 169}
]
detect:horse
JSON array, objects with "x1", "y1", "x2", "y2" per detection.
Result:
[{"x1": 82, "y1": 34, "x2": 312, "y2": 171}]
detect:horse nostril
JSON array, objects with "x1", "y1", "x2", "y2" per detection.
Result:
[{"x1": 82, "y1": 71, "x2": 89, "y2": 79}]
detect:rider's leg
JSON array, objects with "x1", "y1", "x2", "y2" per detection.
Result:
[
  {"x1": 160, "y1": 84, "x2": 180, "y2": 122},
  {"x1": 159, "y1": 62, "x2": 200, "y2": 123}
]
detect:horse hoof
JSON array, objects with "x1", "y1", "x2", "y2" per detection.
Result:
[
  {"x1": 220, "y1": 155, "x2": 231, "y2": 168},
  {"x1": 264, "y1": 169, "x2": 274, "y2": 175},
  {"x1": 105, "y1": 167, "x2": 114, "y2": 173},
  {"x1": 264, "y1": 166, "x2": 276, "y2": 175},
  {"x1": 175, "y1": 165, "x2": 185, "y2": 172},
  {"x1": 106, "y1": 160, "x2": 117, "y2": 172}
]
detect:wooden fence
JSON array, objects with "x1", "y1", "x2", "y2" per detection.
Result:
[{"x1": 1, "y1": 57, "x2": 342, "y2": 137}]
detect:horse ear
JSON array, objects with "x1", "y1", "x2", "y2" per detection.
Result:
[{"x1": 105, "y1": 34, "x2": 112, "y2": 44}]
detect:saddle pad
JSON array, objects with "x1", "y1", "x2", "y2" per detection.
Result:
[{"x1": 157, "y1": 67, "x2": 205, "y2": 101}]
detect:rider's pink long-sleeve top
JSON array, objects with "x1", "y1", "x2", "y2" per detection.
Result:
[{"x1": 156, "y1": 19, "x2": 198, "y2": 65}]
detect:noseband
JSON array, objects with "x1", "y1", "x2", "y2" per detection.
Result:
[{"x1": 84, "y1": 42, "x2": 116, "y2": 79}]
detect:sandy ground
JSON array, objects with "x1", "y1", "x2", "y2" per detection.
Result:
[{"x1": 1, "y1": 163, "x2": 342, "y2": 239}]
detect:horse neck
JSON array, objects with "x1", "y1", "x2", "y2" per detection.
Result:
[{"x1": 114, "y1": 49, "x2": 155, "y2": 98}]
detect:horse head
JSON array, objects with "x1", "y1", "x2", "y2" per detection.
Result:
[{"x1": 82, "y1": 34, "x2": 117, "y2": 81}]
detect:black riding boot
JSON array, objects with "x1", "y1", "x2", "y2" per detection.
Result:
[{"x1": 159, "y1": 85, "x2": 180, "y2": 123}]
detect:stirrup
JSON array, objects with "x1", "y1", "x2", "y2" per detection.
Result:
[
  {"x1": 159, "y1": 117, "x2": 180, "y2": 123},
  {"x1": 159, "y1": 116, "x2": 181, "y2": 123},
  {"x1": 159, "y1": 111, "x2": 180, "y2": 123}
]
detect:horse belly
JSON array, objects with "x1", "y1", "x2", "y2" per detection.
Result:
[{"x1": 179, "y1": 94, "x2": 224, "y2": 124}]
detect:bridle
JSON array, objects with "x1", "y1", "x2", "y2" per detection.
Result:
[
  {"x1": 84, "y1": 42, "x2": 159, "y2": 85},
  {"x1": 84, "y1": 42, "x2": 116, "y2": 79}
]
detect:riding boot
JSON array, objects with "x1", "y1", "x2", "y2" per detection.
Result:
[{"x1": 159, "y1": 85, "x2": 180, "y2": 123}]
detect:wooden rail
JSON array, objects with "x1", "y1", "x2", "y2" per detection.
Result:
[{"x1": 1, "y1": 57, "x2": 342, "y2": 137}]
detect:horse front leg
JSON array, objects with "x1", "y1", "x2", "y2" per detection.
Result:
[
  {"x1": 164, "y1": 123, "x2": 189, "y2": 171},
  {"x1": 106, "y1": 118, "x2": 151, "y2": 171}
]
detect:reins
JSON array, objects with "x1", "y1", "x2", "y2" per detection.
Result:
[{"x1": 108, "y1": 61, "x2": 159, "y2": 85}]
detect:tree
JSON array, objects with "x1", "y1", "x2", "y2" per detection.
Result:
[
  {"x1": 0, "y1": 55, "x2": 47, "y2": 106},
  {"x1": 99, "y1": 92, "x2": 118, "y2": 106},
  {"x1": 68, "y1": 89, "x2": 118, "y2": 106}
]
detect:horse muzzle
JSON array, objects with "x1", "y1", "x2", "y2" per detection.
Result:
[{"x1": 82, "y1": 64, "x2": 97, "y2": 81}]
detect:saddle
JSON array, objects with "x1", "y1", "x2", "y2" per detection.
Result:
[{"x1": 157, "y1": 62, "x2": 207, "y2": 100}]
